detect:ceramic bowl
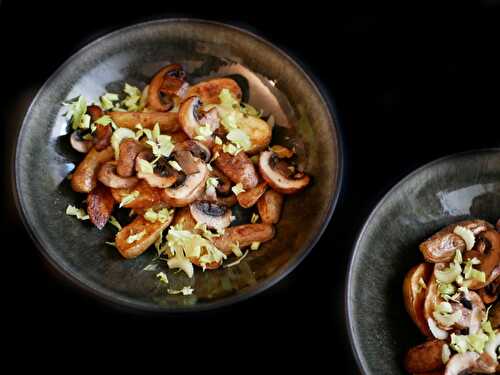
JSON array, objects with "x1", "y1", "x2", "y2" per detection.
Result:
[
  {"x1": 14, "y1": 19, "x2": 342, "y2": 312},
  {"x1": 347, "y1": 148, "x2": 500, "y2": 374}
]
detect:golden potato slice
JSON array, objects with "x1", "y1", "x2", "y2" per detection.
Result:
[
  {"x1": 238, "y1": 115, "x2": 272, "y2": 154},
  {"x1": 108, "y1": 111, "x2": 180, "y2": 133},
  {"x1": 111, "y1": 180, "x2": 162, "y2": 209},
  {"x1": 403, "y1": 263, "x2": 433, "y2": 337},
  {"x1": 186, "y1": 78, "x2": 242, "y2": 105},
  {"x1": 71, "y1": 146, "x2": 114, "y2": 193},
  {"x1": 115, "y1": 214, "x2": 173, "y2": 259},
  {"x1": 404, "y1": 340, "x2": 445, "y2": 374},
  {"x1": 257, "y1": 189, "x2": 284, "y2": 224},
  {"x1": 213, "y1": 145, "x2": 259, "y2": 189},
  {"x1": 236, "y1": 182, "x2": 268, "y2": 208},
  {"x1": 86, "y1": 183, "x2": 115, "y2": 230}
]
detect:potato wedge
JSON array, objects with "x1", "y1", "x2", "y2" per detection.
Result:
[
  {"x1": 404, "y1": 340, "x2": 445, "y2": 374},
  {"x1": 71, "y1": 146, "x2": 114, "y2": 193},
  {"x1": 212, "y1": 224, "x2": 275, "y2": 254},
  {"x1": 238, "y1": 115, "x2": 272, "y2": 154},
  {"x1": 403, "y1": 263, "x2": 433, "y2": 337},
  {"x1": 213, "y1": 145, "x2": 259, "y2": 189},
  {"x1": 87, "y1": 183, "x2": 115, "y2": 230},
  {"x1": 171, "y1": 206, "x2": 197, "y2": 231},
  {"x1": 186, "y1": 78, "x2": 242, "y2": 105},
  {"x1": 111, "y1": 180, "x2": 162, "y2": 209},
  {"x1": 108, "y1": 111, "x2": 180, "y2": 133},
  {"x1": 236, "y1": 182, "x2": 268, "y2": 208},
  {"x1": 257, "y1": 189, "x2": 284, "y2": 224},
  {"x1": 115, "y1": 214, "x2": 173, "y2": 259}
]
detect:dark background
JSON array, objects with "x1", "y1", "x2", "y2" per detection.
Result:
[{"x1": 1, "y1": 0, "x2": 499, "y2": 372}]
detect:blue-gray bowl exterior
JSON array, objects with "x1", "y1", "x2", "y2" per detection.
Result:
[
  {"x1": 347, "y1": 148, "x2": 500, "y2": 374},
  {"x1": 14, "y1": 19, "x2": 342, "y2": 312}
]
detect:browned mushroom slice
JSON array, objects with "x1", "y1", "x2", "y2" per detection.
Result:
[
  {"x1": 93, "y1": 124, "x2": 113, "y2": 151},
  {"x1": 213, "y1": 145, "x2": 259, "y2": 189},
  {"x1": 236, "y1": 182, "x2": 268, "y2": 208},
  {"x1": 115, "y1": 214, "x2": 173, "y2": 259},
  {"x1": 161, "y1": 159, "x2": 208, "y2": 207},
  {"x1": 449, "y1": 290, "x2": 485, "y2": 334},
  {"x1": 186, "y1": 78, "x2": 242, "y2": 105},
  {"x1": 171, "y1": 206, "x2": 197, "y2": 231},
  {"x1": 463, "y1": 230, "x2": 500, "y2": 290},
  {"x1": 178, "y1": 96, "x2": 220, "y2": 143},
  {"x1": 97, "y1": 161, "x2": 139, "y2": 189},
  {"x1": 108, "y1": 111, "x2": 180, "y2": 133},
  {"x1": 147, "y1": 64, "x2": 186, "y2": 112},
  {"x1": 189, "y1": 201, "x2": 232, "y2": 231},
  {"x1": 404, "y1": 340, "x2": 446, "y2": 374},
  {"x1": 86, "y1": 183, "x2": 115, "y2": 230},
  {"x1": 212, "y1": 224, "x2": 275, "y2": 254},
  {"x1": 423, "y1": 272, "x2": 449, "y2": 338},
  {"x1": 258, "y1": 150, "x2": 310, "y2": 194},
  {"x1": 479, "y1": 276, "x2": 499, "y2": 304},
  {"x1": 86, "y1": 104, "x2": 103, "y2": 122},
  {"x1": 490, "y1": 301, "x2": 500, "y2": 329},
  {"x1": 71, "y1": 146, "x2": 114, "y2": 193},
  {"x1": 403, "y1": 263, "x2": 433, "y2": 337},
  {"x1": 111, "y1": 180, "x2": 162, "y2": 209},
  {"x1": 70, "y1": 131, "x2": 93, "y2": 153},
  {"x1": 257, "y1": 189, "x2": 284, "y2": 224},
  {"x1": 419, "y1": 220, "x2": 494, "y2": 263},
  {"x1": 174, "y1": 150, "x2": 201, "y2": 175},
  {"x1": 117, "y1": 139, "x2": 144, "y2": 177},
  {"x1": 170, "y1": 130, "x2": 190, "y2": 144},
  {"x1": 173, "y1": 140, "x2": 211, "y2": 163},
  {"x1": 134, "y1": 152, "x2": 178, "y2": 189}
]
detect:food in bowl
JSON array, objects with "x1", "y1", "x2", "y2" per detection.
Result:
[
  {"x1": 64, "y1": 63, "x2": 310, "y2": 293},
  {"x1": 403, "y1": 219, "x2": 500, "y2": 374}
]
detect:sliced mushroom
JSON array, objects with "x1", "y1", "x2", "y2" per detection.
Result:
[
  {"x1": 423, "y1": 273, "x2": 449, "y2": 335},
  {"x1": 209, "y1": 167, "x2": 232, "y2": 196},
  {"x1": 257, "y1": 189, "x2": 284, "y2": 224},
  {"x1": 70, "y1": 131, "x2": 93, "y2": 153},
  {"x1": 147, "y1": 64, "x2": 186, "y2": 112},
  {"x1": 161, "y1": 159, "x2": 209, "y2": 207},
  {"x1": 186, "y1": 78, "x2": 242, "y2": 105},
  {"x1": 419, "y1": 220, "x2": 493, "y2": 263},
  {"x1": 213, "y1": 145, "x2": 259, "y2": 189},
  {"x1": 71, "y1": 146, "x2": 114, "y2": 193},
  {"x1": 111, "y1": 180, "x2": 162, "y2": 209},
  {"x1": 258, "y1": 150, "x2": 310, "y2": 194},
  {"x1": 403, "y1": 263, "x2": 434, "y2": 337},
  {"x1": 171, "y1": 206, "x2": 197, "y2": 231},
  {"x1": 444, "y1": 352, "x2": 482, "y2": 375},
  {"x1": 479, "y1": 275, "x2": 499, "y2": 304},
  {"x1": 108, "y1": 111, "x2": 180, "y2": 133},
  {"x1": 117, "y1": 139, "x2": 144, "y2": 177},
  {"x1": 189, "y1": 201, "x2": 232, "y2": 231},
  {"x1": 86, "y1": 104, "x2": 103, "y2": 122},
  {"x1": 170, "y1": 130, "x2": 190, "y2": 144},
  {"x1": 174, "y1": 150, "x2": 200, "y2": 175},
  {"x1": 212, "y1": 224, "x2": 275, "y2": 254},
  {"x1": 135, "y1": 152, "x2": 178, "y2": 188},
  {"x1": 178, "y1": 96, "x2": 220, "y2": 142},
  {"x1": 404, "y1": 340, "x2": 446, "y2": 374},
  {"x1": 86, "y1": 183, "x2": 115, "y2": 230},
  {"x1": 450, "y1": 290, "x2": 485, "y2": 334},
  {"x1": 236, "y1": 182, "x2": 268, "y2": 208},
  {"x1": 115, "y1": 214, "x2": 173, "y2": 259},
  {"x1": 97, "y1": 161, "x2": 139, "y2": 189},
  {"x1": 174, "y1": 140, "x2": 211, "y2": 163},
  {"x1": 464, "y1": 229, "x2": 500, "y2": 290}
]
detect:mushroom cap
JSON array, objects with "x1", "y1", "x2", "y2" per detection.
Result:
[
  {"x1": 147, "y1": 63, "x2": 185, "y2": 112},
  {"x1": 97, "y1": 161, "x2": 139, "y2": 189},
  {"x1": 444, "y1": 352, "x2": 480, "y2": 375},
  {"x1": 403, "y1": 263, "x2": 434, "y2": 337},
  {"x1": 70, "y1": 131, "x2": 93, "y2": 153},
  {"x1": 258, "y1": 151, "x2": 310, "y2": 194},
  {"x1": 134, "y1": 152, "x2": 178, "y2": 188},
  {"x1": 161, "y1": 159, "x2": 209, "y2": 207},
  {"x1": 174, "y1": 139, "x2": 211, "y2": 163},
  {"x1": 189, "y1": 201, "x2": 232, "y2": 231}
]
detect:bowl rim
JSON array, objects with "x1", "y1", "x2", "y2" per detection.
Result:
[
  {"x1": 12, "y1": 18, "x2": 344, "y2": 313},
  {"x1": 345, "y1": 147, "x2": 500, "y2": 374}
]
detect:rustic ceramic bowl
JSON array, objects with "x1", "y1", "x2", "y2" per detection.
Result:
[
  {"x1": 347, "y1": 148, "x2": 500, "y2": 374},
  {"x1": 14, "y1": 19, "x2": 342, "y2": 312}
]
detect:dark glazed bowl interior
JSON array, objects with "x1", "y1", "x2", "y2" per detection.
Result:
[
  {"x1": 14, "y1": 19, "x2": 341, "y2": 311},
  {"x1": 347, "y1": 148, "x2": 500, "y2": 374}
]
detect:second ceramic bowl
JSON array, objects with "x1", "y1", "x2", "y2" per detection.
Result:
[{"x1": 347, "y1": 148, "x2": 500, "y2": 374}]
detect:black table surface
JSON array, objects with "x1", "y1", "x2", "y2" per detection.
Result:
[{"x1": 1, "y1": 1, "x2": 499, "y2": 372}]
